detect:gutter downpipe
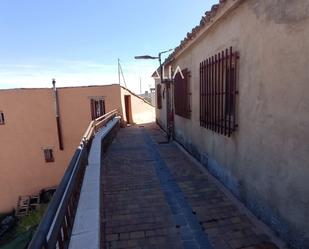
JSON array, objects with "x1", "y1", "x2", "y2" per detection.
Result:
[{"x1": 52, "y1": 79, "x2": 64, "y2": 150}]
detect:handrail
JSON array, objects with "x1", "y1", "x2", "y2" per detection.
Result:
[
  {"x1": 81, "y1": 109, "x2": 118, "y2": 145},
  {"x1": 28, "y1": 109, "x2": 119, "y2": 249}
]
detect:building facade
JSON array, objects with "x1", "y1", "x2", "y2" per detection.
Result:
[
  {"x1": 0, "y1": 84, "x2": 154, "y2": 212},
  {"x1": 139, "y1": 88, "x2": 156, "y2": 106},
  {"x1": 155, "y1": 1, "x2": 309, "y2": 248}
]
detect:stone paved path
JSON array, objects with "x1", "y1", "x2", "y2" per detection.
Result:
[{"x1": 101, "y1": 124, "x2": 283, "y2": 249}]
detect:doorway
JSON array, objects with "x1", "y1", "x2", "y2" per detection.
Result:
[{"x1": 124, "y1": 95, "x2": 133, "y2": 124}]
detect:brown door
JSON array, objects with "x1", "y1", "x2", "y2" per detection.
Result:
[{"x1": 124, "y1": 95, "x2": 132, "y2": 124}]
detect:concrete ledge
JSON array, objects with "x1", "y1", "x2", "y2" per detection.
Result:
[{"x1": 68, "y1": 117, "x2": 120, "y2": 249}]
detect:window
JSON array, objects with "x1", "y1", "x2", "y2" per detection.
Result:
[
  {"x1": 174, "y1": 68, "x2": 191, "y2": 119},
  {"x1": 0, "y1": 112, "x2": 4, "y2": 125},
  {"x1": 90, "y1": 98, "x2": 105, "y2": 120},
  {"x1": 44, "y1": 149, "x2": 54, "y2": 163},
  {"x1": 200, "y1": 47, "x2": 239, "y2": 137},
  {"x1": 157, "y1": 84, "x2": 162, "y2": 109}
]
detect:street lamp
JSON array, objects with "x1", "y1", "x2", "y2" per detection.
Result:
[
  {"x1": 135, "y1": 49, "x2": 174, "y2": 141},
  {"x1": 134, "y1": 55, "x2": 158, "y2": 60},
  {"x1": 134, "y1": 49, "x2": 173, "y2": 83}
]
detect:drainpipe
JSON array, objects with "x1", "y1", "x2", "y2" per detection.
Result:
[{"x1": 52, "y1": 79, "x2": 64, "y2": 150}]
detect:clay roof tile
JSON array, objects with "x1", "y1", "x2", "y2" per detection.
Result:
[{"x1": 162, "y1": 0, "x2": 229, "y2": 66}]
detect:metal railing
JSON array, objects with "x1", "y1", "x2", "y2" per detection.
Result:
[{"x1": 28, "y1": 109, "x2": 119, "y2": 249}]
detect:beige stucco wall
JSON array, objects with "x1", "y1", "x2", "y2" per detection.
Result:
[
  {"x1": 0, "y1": 84, "x2": 154, "y2": 212},
  {"x1": 120, "y1": 87, "x2": 155, "y2": 124},
  {"x1": 156, "y1": 1, "x2": 309, "y2": 248}
]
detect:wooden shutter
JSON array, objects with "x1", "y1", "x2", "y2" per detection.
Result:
[
  {"x1": 174, "y1": 69, "x2": 190, "y2": 119},
  {"x1": 157, "y1": 84, "x2": 162, "y2": 109}
]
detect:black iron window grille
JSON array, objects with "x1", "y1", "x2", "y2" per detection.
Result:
[{"x1": 200, "y1": 47, "x2": 239, "y2": 137}]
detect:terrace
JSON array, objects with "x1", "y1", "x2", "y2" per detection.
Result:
[{"x1": 27, "y1": 110, "x2": 283, "y2": 249}]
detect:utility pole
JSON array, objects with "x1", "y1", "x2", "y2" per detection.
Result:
[
  {"x1": 118, "y1": 58, "x2": 127, "y2": 88},
  {"x1": 140, "y1": 77, "x2": 142, "y2": 94},
  {"x1": 118, "y1": 58, "x2": 121, "y2": 85},
  {"x1": 134, "y1": 49, "x2": 173, "y2": 139}
]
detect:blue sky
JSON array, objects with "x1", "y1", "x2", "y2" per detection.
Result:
[{"x1": 0, "y1": 0, "x2": 217, "y2": 93}]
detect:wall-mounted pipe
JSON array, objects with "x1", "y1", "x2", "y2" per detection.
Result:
[{"x1": 52, "y1": 79, "x2": 64, "y2": 150}]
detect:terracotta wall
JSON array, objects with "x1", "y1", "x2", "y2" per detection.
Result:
[
  {"x1": 0, "y1": 84, "x2": 153, "y2": 212},
  {"x1": 57, "y1": 85, "x2": 122, "y2": 159},
  {"x1": 0, "y1": 88, "x2": 62, "y2": 213},
  {"x1": 120, "y1": 87, "x2": 155, "y2": 124}
]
